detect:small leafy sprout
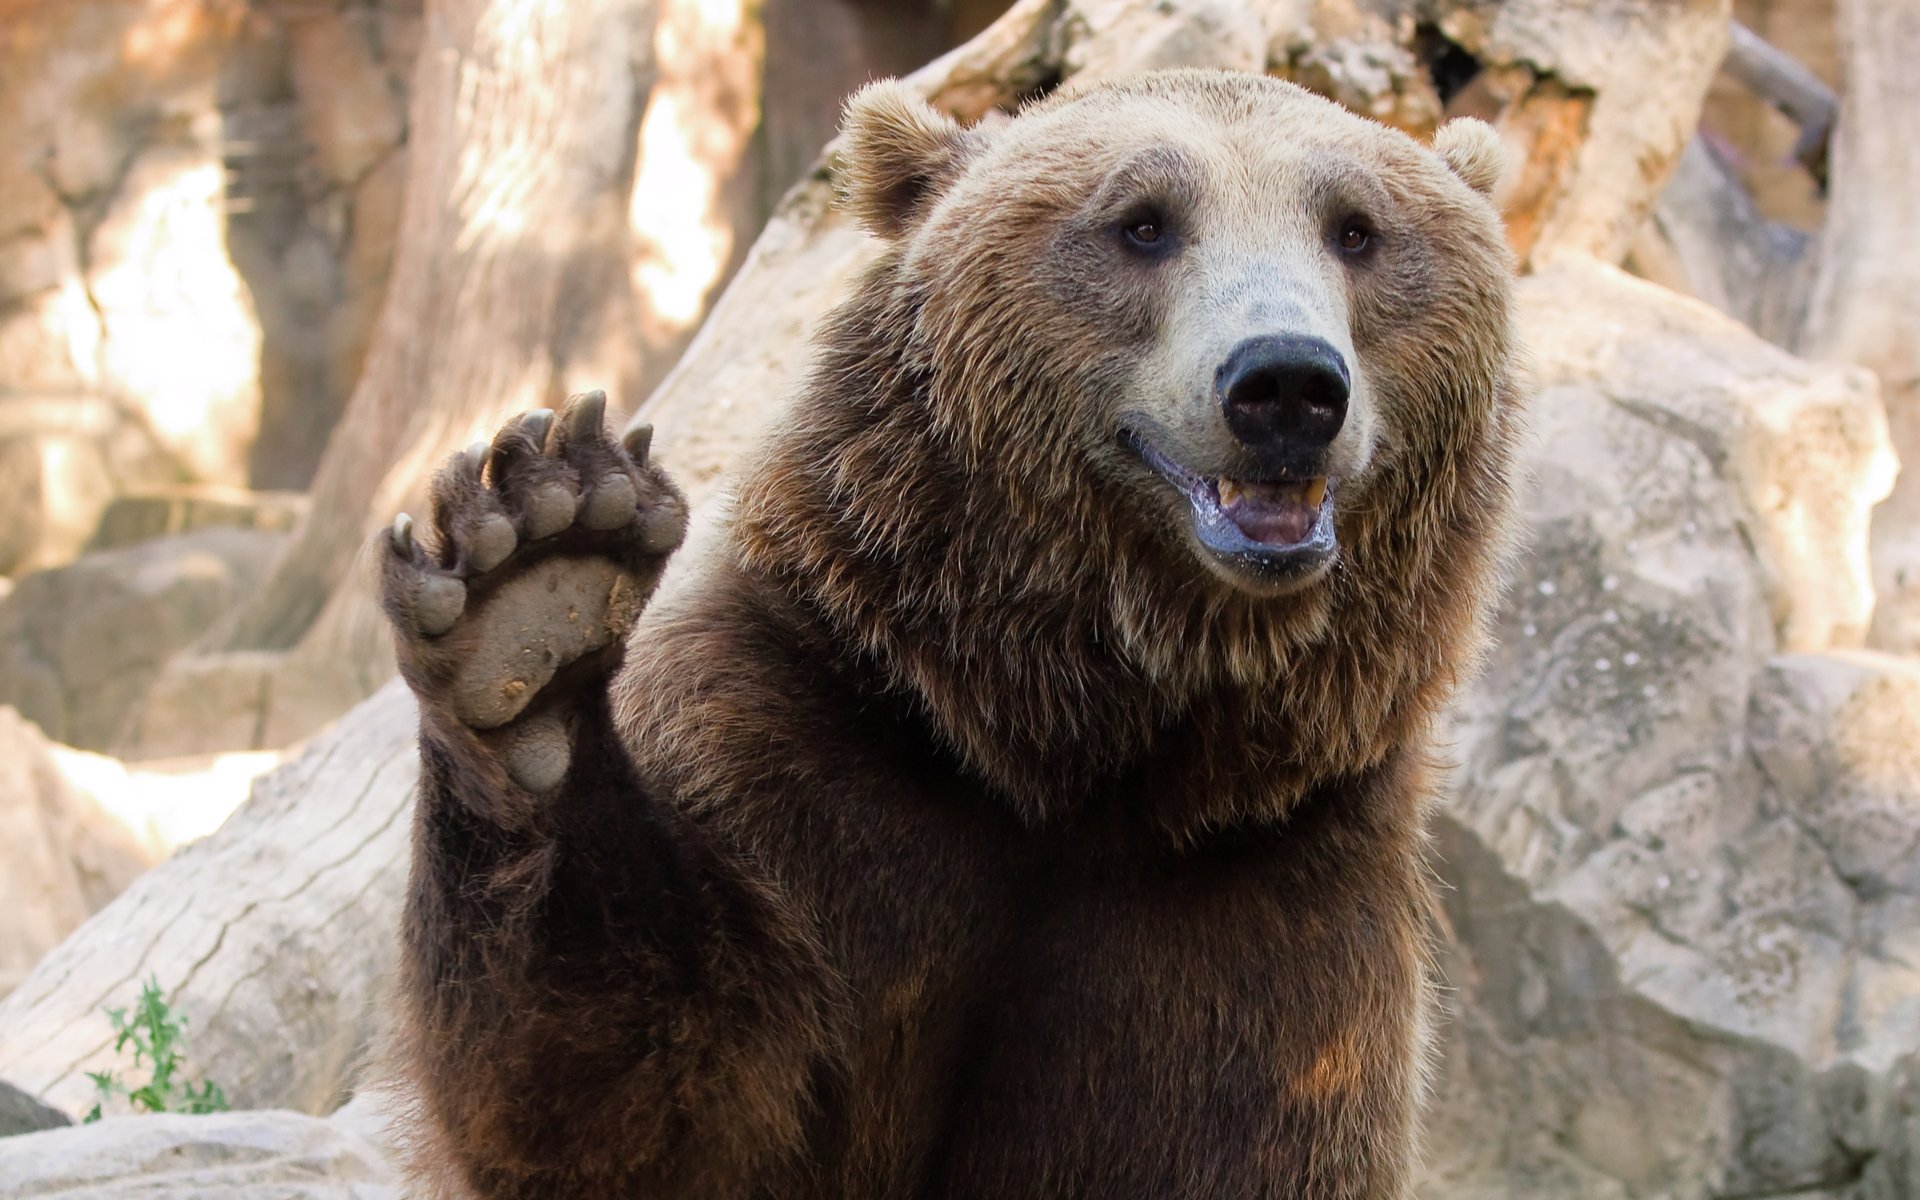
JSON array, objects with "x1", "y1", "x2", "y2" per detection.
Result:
[{"x1": 82, "y1": 977, "x2": 228, "y2": 1122}]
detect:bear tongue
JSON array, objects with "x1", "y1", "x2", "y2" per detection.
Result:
[{"x1": 1217, "y1": 478, "x2": 1324, "y2": 546}]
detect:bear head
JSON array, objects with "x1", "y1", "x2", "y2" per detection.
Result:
[
  {"x1": 736, "y1": 70, "x2": 1524, "y2": 827},
  {"x1": 839, "y1": 70, "x2": 1512, "y2": 598}
]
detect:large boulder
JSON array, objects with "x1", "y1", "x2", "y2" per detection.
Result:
[
  {"x1": 0, "y1": 528, "x2": 286, "y2": 753},
  {"x1": 1421, "y1": 259, "x2": 1915, "y2": 1197},
  {"x1": 0, "y1": 0, "x2": 424, "y2": 575},
  {"x1": 223, "y1": 0, "x2": 421, "y2": 490},
  {"x1": 0, "y1": 708, "x2": 153, "y2": 999},
  {"x1": 0, "y1": 1109, "x2": 397, "y2": 1199}
]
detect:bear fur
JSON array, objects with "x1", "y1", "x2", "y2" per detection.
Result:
[{"x1": 378, "y1": 69, "x2": 1523, "y2": 1199}]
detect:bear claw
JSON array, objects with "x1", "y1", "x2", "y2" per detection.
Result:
[
  {"x1": 563, "y1": 390, "x2": 607, "y2": 442},
  {"x1": 520, "y1": 407, "x2": 556, "y2": 446},
  {"x1": 622, "y1": 423, "x2": 653, "y2": 467}
]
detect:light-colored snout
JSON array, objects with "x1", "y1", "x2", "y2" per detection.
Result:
[{"x1": 1140, "y1": 262, "x2": 1376, "y2": 484}]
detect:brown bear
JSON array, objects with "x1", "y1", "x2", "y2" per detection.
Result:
[{"x1": 378, "y1": 68, "x2": 1522, "y2": 1199}]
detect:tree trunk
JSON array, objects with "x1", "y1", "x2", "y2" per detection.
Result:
[{"x1": 208, "y1": 0, "x2": 664, "y2": 656}]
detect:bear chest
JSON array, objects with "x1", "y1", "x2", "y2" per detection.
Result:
[{"x1": 811, "y1": 819, "x2": 1428, "y2": 1200}]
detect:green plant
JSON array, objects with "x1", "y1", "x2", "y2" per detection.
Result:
[{"x1": 82, "y1": 977, "x2": 228, "y2": 1122}]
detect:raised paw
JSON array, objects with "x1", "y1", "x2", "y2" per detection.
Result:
[{"x1": 379, "y1": 392, "x2": 687, "y2": 791}]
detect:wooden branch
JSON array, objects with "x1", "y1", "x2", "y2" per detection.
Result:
[
  {"x1": 1723, "y1": 20, "x2": 1836, "y2": 186},
  {"x1": 907, "y1": 0, "x2": 1063, "y2": 121}
]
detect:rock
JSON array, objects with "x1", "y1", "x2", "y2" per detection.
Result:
[
  {"x1": 229, "y1": 1, "x2": 421, "y2": 490},
  {"x1": 1699, "y1": 0, "x2": 1837, "y2": 233},
  {"x1": 0, "y1": 1110, "x2": 397, "y2": 1198},
  {"x1": 0, "y1": 528, "x2": 286, "y2": 753},
  {"x1": 1268, "y1": 0, "x2": 1732, "y2": 268},
  {"x1": 0, "y1": 681, "x2": 418, "y2": 1119},
  {"x1": 0, "y1": 1082, "x2": 71, "y2": 1138},
  {"x1": 113, "y1": 652, "x2": 281, "y2": 762},
  {"x1": 286, "y1": 13, "x2": 407, "y2": 191},
  {"x1": 1512, "y1": 258, "x2": 1892, "y2": 654},
  {"x1": 1428, "y1": 812, "x2": 1920, "y2": 1200},
  {"x1": 0, "y1": 0, "x2": 422, "y2": 563},
  {"x1": 1422, "y1": 258, "x2": 1916, "y2": 1196},
  {"x1": 0, "y1": 391, "x2": 169, "y2": 578},
  {"x1": 0, "y1": 708, "x2": 155, "y2": 1000},
  {"x1": 0, "y1": 2, "x2": 266, "y2": 572},
  {"x1": 88, "y1": 486, "x2": 310, "y2": 553}
]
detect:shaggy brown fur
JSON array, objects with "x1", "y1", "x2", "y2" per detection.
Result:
[{"x1": 378, "y1": 69, "x2": 1524, "y2": 1199}]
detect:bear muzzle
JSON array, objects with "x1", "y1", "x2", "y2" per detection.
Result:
[{"x1": 1119, "y1": 425, "x2": 1339, "y2": 591}]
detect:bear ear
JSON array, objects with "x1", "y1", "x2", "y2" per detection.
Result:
[
  {"x1": 837, "y1": 79, "x2": 982, "y2": 239},
  {"x1": 1432, "y1": 117, "x2": 1506, "y2": 199}
]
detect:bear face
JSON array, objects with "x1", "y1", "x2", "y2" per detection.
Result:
[
  {"x1": 841, "y1": 71, "x2": 1513, "y2": 599},
  {"x1": 730, "y1": 69, "x2": 1523, "y2": 824}
]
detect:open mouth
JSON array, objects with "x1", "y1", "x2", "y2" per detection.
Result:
[{"x1": 1120, "y1": 428, "x2": 1338, "y2": 582}]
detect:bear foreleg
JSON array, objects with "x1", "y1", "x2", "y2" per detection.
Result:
[{"x1": 378, "y1": 395, "x2": 831, "y2": 1198}]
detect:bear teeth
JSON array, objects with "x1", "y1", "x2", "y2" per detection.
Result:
[{"x1": 1215, "y1": 477, "x2": 1330, "y2": 510}]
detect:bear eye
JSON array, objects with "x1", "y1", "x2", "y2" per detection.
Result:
[
  {"x1": 1336, "y1": 217, "x2": 1376, "y2": 255},
  {"x1": 1116, "y1": 204, "x2": 1175, "y2": 256}
]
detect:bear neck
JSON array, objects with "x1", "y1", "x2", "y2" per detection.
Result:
[{"x1": 731, "y1": 259, "x2": 1515, "y2": 841}]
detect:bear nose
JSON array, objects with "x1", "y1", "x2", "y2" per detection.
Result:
[{"x1": 1215, "y1": 335, "x2": 1350, "y2": 464}]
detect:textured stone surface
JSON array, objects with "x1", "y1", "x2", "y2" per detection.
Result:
[
  {"x1": 1423, "y1": 259, "x2": 1915, "y2": 1198},
  {"x1": 1267, "y1": 0, "x2": 1733, "y2": 267},
  {"x1": 1509, "y1": 258, "x2": 1892, "y2": 653},
  {"x1": 0, "y1": 0, "x2": 423, "y2": 572},
  {"x1": 0, "y1": 529, "x2": 285, "y2": 753},
  {"x1": 0, "y1": 1, "x2": 264, "y2": 572},
  {"x1": 88, "y1": 486, "x2": 309, "y2": 553},
  {"x1": 224, "y1": 0, "x2": 422, "y2": 490}
]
